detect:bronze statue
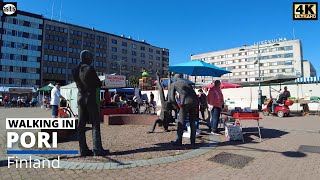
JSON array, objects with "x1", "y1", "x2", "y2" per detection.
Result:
[
  {"x1": 72, "y1": 50, "x2": 108, "y2": 156},
  {"x1": 148, "y1": 71, "x2": 174, "y2": 133},
  {"x1": 169, "y1": 74, "x2": 198, "y2": 146}
]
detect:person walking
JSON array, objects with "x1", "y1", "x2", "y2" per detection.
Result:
[
  {"x1": 207, "y1": 80, "x2": 224, "y2": 135},
  {"x1": 149, "y1": 91, "x2": 155, "y2": 106},
  {"x1": 4, "y1": 95, "x2": 9, "y2": 108},
  {"x1": 50, "y1": 83, "x2": 65, "y2": 118},
  {"x1": 198, "y1": 89, "x2": 208, "y2": 121}
]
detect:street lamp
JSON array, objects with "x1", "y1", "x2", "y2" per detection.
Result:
[
  {"x1": 240, "y1": 43, "x2": 279, "y2": 111},
  {"x1": 115, "y1": 60, "x2": 126, "y2": 76}
]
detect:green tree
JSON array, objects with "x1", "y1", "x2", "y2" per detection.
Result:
[{"x1": 128, "y1": 76, "x2": 139, "y2": 85}]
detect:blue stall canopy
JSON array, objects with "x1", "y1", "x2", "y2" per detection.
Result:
[{"x1": 108, "y1": 88, "x2": 137, "y2": 93}]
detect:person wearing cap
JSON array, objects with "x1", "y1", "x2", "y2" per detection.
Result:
[{"x1": 50, "y1": 83, "x2": 65, "y2": 118}]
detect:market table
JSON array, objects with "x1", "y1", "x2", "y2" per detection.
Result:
[{"x1": 221, "y1": 111, "x2": 262, "y2": 142}]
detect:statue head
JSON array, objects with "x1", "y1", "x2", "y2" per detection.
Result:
[
  {"x1": 80, "y1": 50, "x2": 94, "y2": 65},
  {"x1": 173, "y1": 74, "x2": 182, "y2": 81}
]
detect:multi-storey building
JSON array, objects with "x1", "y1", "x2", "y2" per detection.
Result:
[
  {"x1": 0, "y1": 10, "x2": 43, "y2": 87},
  {"x1": 190, "y1": 39, "x2": 313, "y2": 83},
  {"x1": 303, "y1": 60, "x2": 317, "y2": 77},
  {"x1": 42, "y1": 19, "x2": 169, "y2": 86}
]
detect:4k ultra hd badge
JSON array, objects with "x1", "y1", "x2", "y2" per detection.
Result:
[
  {"x1": 2, "y1": 2, "x2": 17, "y2": 16},
  {"x1": 293, "y1": 2, "x2": 318, "y2": 20}
]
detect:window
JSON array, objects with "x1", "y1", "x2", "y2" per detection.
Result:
[
  {"x1": 53, "y1": 56, "x2": 57, "y2": 62},
  {"x1": 149, "y1": 48, "x2": 153, "y2": 53},
  {"x1": 141, "y1": 46, "x2": 145, "y2": 51},
  {"x1": 112, "y1": 55, "x2": 117, "y2": 60},
  {"x1": 226, "y1": 60, "x2": 233, "y2": 64},
  {"x1": 132, "y1": 58, "x2": 137, "y2": 63},
  {"x1": 247, "y1": 51, "x2": 254, "y2": 55},
  {"x1": 141, "y1": 60, "x2": 145, "y2": 64},
  {"x1": 284, "y1": 53, "x2": 293, "y2": 58},
  {"x1": 277, "y1": 47, "x2": 285, "y2": 51},
  {"x1": 48, "y1": 67, "x2": 53, "y2": 73},
  {"x1": 140, "y1": 53, "x2": 145, "y2": 58},
  {"x1": 156, "y1": 57, "x2": 160, "y2": 61},
  {"x1": 149, "y1": 61, "x2": 153, "y2": 66},
  {"x1": 132, "y1": 44, "x2": 137, "y2": 49},
  {"x1": 226, "y1": 54, "x2": 232, "y2": 58},
  {"x1": 112, "y1": 39, "x2": 117, "y2": 44},
  {"x1": 44, "y1": 55, "x2": 48, "y2": 61},
  {"x1": 260, "y1": 49, "x2": 267, "y2": 53},
  {"x1": 284, "y1": 46, "x2": 293, "y2": 51},
  {"x1": 285, "y1": 61, "x2": 293, "y2": 65},
  {"x1": 13, "y1": 79, "x2": 21, "y2": 85},
  {"x1": 248, "y1": 64, "x2": 254, "y2": 69},
  {"x1": 149, "y1": 55, "x2": 153, "y2": 59},
  {"x1": 285, "y1": 68, "x2": 294, "y2": 73},
  {"x1": 49, "y1": 55, "x2": 53, "y2": 61},
  {"x1": 132, "y1": 51, "x2": 137, "y2": 56},
  {"x1": 13, "y1": 67, "x2": 20, "y2": 72},
  {"x1": 249, "y1": 71, "x2": 255, "y2": 75},
  {"x1": 111, "y1": 47, "x2": 117, "y2": 52},
  {"x1": 156, "y1": 50, "x2": 160, "y2": 54}
]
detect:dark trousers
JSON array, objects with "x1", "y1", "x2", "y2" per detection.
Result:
[
  {"x1": 210, "y1": 107, "x2": 221, "y2": 132},
  {"x1": 176, "y1": 104, "x2": 197, "y2": 145},
  {"x1": 78, "y1": 103, "x2": 103, "y2": 154}
]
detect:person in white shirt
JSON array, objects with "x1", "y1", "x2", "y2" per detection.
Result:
[{"x1": 50, "y1": 83, "x2": 65, "y2": 118}]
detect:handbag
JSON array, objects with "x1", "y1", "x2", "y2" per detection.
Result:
[{"x1": 225, "y1": 124, "x2": 243, "y2": 141}]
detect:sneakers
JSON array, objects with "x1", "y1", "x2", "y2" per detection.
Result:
[{"x1": 210, "y1": 131, "x2": 222, "y2": 135}]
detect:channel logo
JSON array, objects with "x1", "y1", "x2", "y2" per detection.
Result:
[
  {"x1": 1, "y1": 2, "x2": 17, "y2": 16},
  {"x1": 6, "y1": 118, "x2": 78, "y2": 168},
  {"x1": 293, "y1": 2, "x2": 318, "y2": 20}
]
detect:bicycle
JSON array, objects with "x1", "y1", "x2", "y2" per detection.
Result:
[
  {"x1": 128, "y1": 100, "x2": 140, "y2": 114},
  {"x1": 142, "y1": 100, "x2": 156, "y2": 114},
  {"x1": 58, "y1": 99, "x2": 78, "y2": 118}
]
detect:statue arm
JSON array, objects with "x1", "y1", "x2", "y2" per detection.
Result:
[
  {"x1": 156, "y1": 71, "x2": 165, "y2": 104},
  {"x1": 88, "y1": 66, "x2": 102, "y2": 88},
  {"x1": 169, "y1": 84, "x2": 179, "y2": 109}
]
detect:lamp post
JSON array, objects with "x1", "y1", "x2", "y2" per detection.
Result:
[
  {"x1": 240, "y1": 43, "x2": 279, "y2": 111},
  {"x1": 116, "y1": 60, "x2": 125, "y2": 76}
]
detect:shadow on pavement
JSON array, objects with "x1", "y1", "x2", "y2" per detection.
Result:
[{"x1": 217, "y1": 128, "x2": 308, "y2": 158}]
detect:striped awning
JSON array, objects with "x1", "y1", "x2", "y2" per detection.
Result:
[{"x1": 295, "y1": 77, "x2": 320, "y2": 83}]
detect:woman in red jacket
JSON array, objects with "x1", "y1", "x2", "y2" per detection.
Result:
[{"x1": 207, "y1": 80, "x2": 224, "y2": 135}]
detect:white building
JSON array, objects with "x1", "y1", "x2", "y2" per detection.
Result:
[{"x1": 190, "y1": 39, "x2": 314, "y2": 83}]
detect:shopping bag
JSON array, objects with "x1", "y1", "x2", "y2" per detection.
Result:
[{"x1": 225, "y1": 124, "x2": 243, "y2": 141}]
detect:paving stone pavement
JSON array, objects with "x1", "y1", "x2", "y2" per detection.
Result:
[{"x1": 1, "y1": 107, "x2": 320, "y2": 179}]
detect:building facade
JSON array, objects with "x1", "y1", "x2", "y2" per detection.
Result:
[
  {"x1": 0, "y1": 10, "x2": 43, "y2": 87},
  {"x1": 42, "y1": 19, "x2": 169, "y2": 86},
  {"x1": 191, "y1": 39, "x2": 309, "y2": 83},
  {"x1": 303, "y1": 60, "x2": 317, "y2": 77}
]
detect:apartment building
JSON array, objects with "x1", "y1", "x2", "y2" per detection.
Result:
[
  {"x1": 191, "y1": 39, "x2": 310, "y2": 83},
  {"x1": 0, "y1": 10, "x2": 43, "y2": 87},
  {"x1": 42, "y1": 19, "x2": 169, "y2": 86}
]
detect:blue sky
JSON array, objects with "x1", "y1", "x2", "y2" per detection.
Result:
[{"x1": 17, "y1": 0, "x2": 320, "y2": 74}]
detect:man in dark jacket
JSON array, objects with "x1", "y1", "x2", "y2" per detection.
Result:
[
  {"x1": 72, "y1": 50, "x2": 107, "y2": 156},
  {"x1": 169, "y1": 74, "x2": 198, "y2": 146},
  {"x1": 198, "y1": 89, "x2": 208, "y2": 121}
]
